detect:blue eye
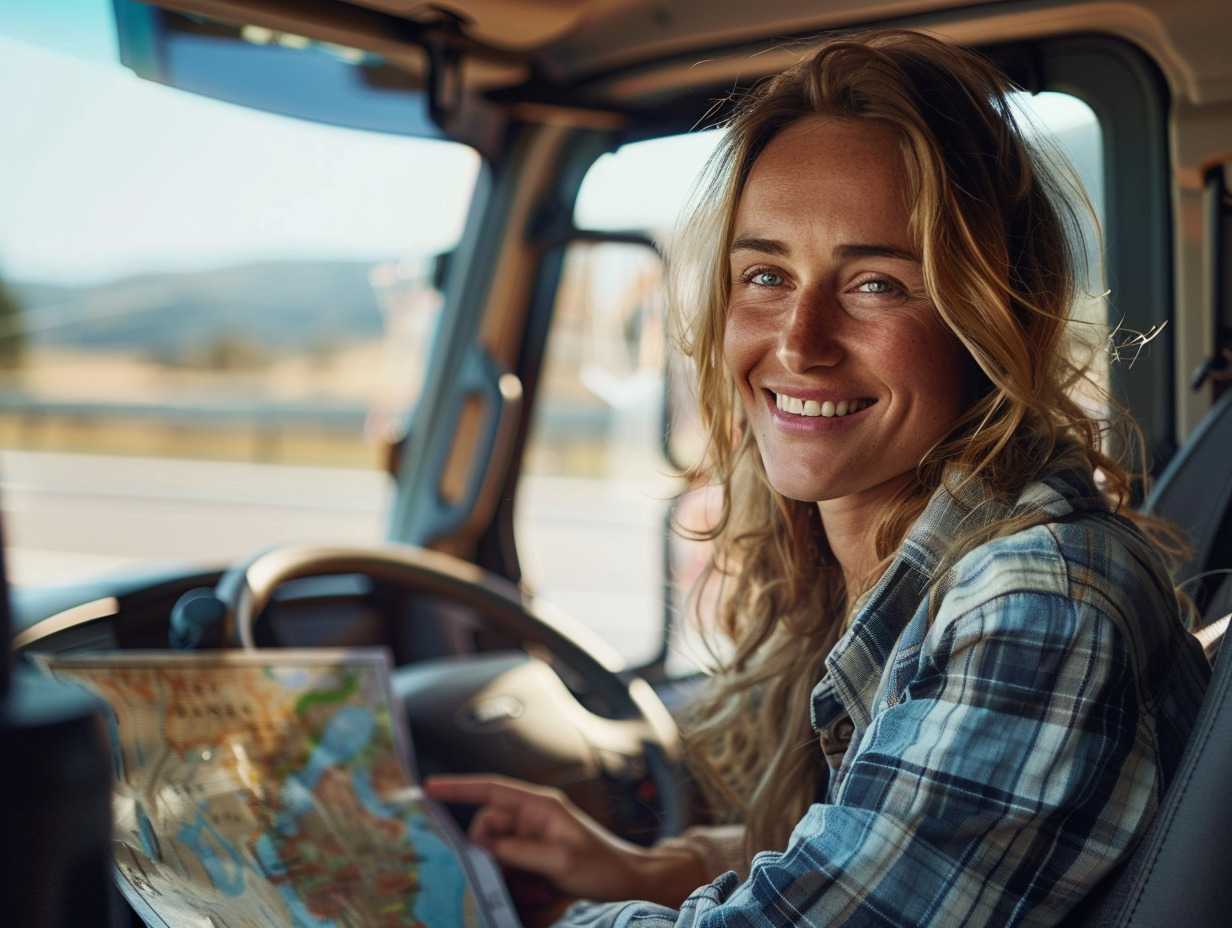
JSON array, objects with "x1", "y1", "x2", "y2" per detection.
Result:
[
  {"x1": 750, "y1": 271, "x2": 783, "y2": 286},
  {"x1": 857, "y1": 279, "x2": 896, "y2": 294}
]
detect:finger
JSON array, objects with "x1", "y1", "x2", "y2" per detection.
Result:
[
  {"x1": 424, "y1": 774, "x2": 551, "y2": 808},
  {"x1": 423, "y1": 774, "x2": 500, "y2": 804},
  {"x1": 468, "y1": 806, "x2": 517, "y2": 846}
]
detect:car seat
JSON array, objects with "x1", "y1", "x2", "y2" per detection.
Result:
[
  {"x1": 1143, "y1": 387, "x2": 1232, "y2": 631},
  {"x1": 1066, "y1": 389, "x2": 1232, "y2": 926}
]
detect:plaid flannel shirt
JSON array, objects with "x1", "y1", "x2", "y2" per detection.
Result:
[{"x1": 556, "y1": 453, "x2": 1210, "y2": 928}]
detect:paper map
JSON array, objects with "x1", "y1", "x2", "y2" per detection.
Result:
[{"x1": 37, "y1": 649, "x2": 519, "y2": 928}]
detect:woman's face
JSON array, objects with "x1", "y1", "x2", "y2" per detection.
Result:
[{"x1": 723, "y1": 117, "x2": 968, "y2": 518}]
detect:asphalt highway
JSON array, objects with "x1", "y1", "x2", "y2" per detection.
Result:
[{"x1": 0, "y1": 449, "x2": 673, "y2": 666}]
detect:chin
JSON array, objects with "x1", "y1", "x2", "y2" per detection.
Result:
[{"x1": 763, "y1": 474, "x2": 834, "y2": 504}]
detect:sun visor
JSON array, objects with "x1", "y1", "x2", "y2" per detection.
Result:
[{"x1": 111, "y1": 0, "x2": 511, "y2": 155}]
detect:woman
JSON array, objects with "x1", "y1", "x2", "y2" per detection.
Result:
[{"x1": 426, "y1": 29, "x2": 1210, "y2": 928}]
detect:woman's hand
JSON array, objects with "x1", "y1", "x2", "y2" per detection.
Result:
[{"x1": 423, "y1": 774, "x2": 704, "y2": 916}]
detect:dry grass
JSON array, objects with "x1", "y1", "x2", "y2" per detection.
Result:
[
  {"x1": 0, "y1": 347, "x2": 627, "y2": 475},
  {"x1": 0, "y1": 347, "x2": 389, "y2": 468},
  {"x1": 0, "y1": 414, "x2": 378, "y2": 467}
]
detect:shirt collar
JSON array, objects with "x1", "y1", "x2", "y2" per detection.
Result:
[{"x1": 812, "y1": 445, "x2": 1107, "y2": 732}]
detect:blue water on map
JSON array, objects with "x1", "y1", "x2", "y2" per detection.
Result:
[
  {"x1": 304, "y1": 707, "x2": 375, "y2": 787},
  {"x1": 137, "y1": 808, "x2": 161, "y2": 862},
  {"x1": 273, "y1": 776, "x2": 316, "y2": 835},
  {"x1": 253, "y1": 834, "x2": 286, "y2": 876},
  {"x1": 177, "y1": 813, "x2": 247, "y2": 897},
  {"x1": 408, "y1": 815, "x2": 469, "y2": 927}
]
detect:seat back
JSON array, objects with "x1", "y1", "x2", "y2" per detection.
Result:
[
  {"x1": 1066, "y1": 393, "x2": 1232, "y2": 926},
  {"x1": 1143, "y1": 388, "x2": 1232, "y2": 625},
  {"x1": 1067, "y1": 624, "x2": 1232, "y2": 926}
]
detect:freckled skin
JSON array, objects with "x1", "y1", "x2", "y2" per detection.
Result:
[{"x1": 723, "y1": 117, "x2": 969, "y2": 566}]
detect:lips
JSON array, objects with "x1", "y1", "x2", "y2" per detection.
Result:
[{"x1": 773, "y1": 392, "x2": 873, "y2": 418}]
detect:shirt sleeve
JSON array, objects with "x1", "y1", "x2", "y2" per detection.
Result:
[{"x1": 551, "y1": 586, "x2": 1161, "y2": 928}]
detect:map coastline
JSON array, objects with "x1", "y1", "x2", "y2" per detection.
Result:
[{"x1": 36, "y1": 648, "x2": 520, "y2": 928}]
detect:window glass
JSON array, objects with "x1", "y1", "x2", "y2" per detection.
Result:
[
  {"x1": 572, "y1": 130, "x2": 725, "y2": 236},
  {"x1": 1017, "y1": 92, "x2": 1108, "y2": 418},
  {"x1": 0, "y1": 26, "x2": 479, "y2": 586},
  {"x1": 1019, "y1": 91, "x2": 1105, "y2": 295},
  {"x1": 516, "y1": 131, "x2": 721, "y2": 668}
]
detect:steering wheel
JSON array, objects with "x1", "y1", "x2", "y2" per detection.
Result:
[{"x1": 211, "y1": 542, "x2": 687, "y2": 843}]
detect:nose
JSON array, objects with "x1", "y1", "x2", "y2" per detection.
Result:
[{"x1": 776, "y1": 288, "x2": 845, "y2": 373}]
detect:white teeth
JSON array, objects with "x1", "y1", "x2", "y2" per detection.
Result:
[{"x1": 776, "y1": 394, "x2": 867, "y2": 418}]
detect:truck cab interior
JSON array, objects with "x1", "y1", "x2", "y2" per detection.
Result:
[{"x1": 3, "y1": 0, "x2": 1232, "y2": 925}]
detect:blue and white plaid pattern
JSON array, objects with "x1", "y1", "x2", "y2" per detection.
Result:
[{"x1": 558, "y1": 456, "x2": 1210, "y2": 928}]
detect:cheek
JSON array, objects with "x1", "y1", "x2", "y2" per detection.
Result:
[
  {"x1": 885, "y1": 319, "x2": 970, "y2": 413},
  {"x1": 721, "y1": 311, "x2": 757, "y2": 389}
]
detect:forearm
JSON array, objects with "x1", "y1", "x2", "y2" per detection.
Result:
[
  {"x1": 654, "y1": 824, "x2": 748, "y2": 883},
  {"x1": 626, "y1": 844, "x2": 710, "y2": 907},
  {"x1": 520, "y1": 837, "x2": 709, "y2": 928}
]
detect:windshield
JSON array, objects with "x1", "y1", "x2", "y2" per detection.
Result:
[{"x1": 0, "y1": 4, "x2": 479, "y2": 586}]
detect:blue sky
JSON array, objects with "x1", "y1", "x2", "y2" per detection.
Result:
[
  {"x1": 0, "y1": 0, "x2": 118, "y2": 64},
  {"x1": 0, "y1": 1, "x2": 481, "y2": 285}
]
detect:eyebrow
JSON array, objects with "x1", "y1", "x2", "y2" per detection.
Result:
[
  {"x1": 729, "y1": 236, "x2": 789, "y2": 257},
  {"x1": 729, "y1": 237, "x2": 918, "y2": 262}
]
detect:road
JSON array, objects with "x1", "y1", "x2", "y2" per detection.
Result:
[{"x1": 0, "y1": 449, "x2": 677, "y2": 666}]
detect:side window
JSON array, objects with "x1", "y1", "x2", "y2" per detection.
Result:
[
  {"x1": 1014, "y1": 41, "x2": 1173, "y2": 467},
  {"x1": 515, "y1": 131, "x2": 721, "y2": 669},
  {"x1": 1017, "y1": 92, "x2": 1107, "y2": 411}
]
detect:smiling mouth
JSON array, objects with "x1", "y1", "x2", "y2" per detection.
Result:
[{"x1": 773, "y1": 393, "x2": 873, "y2": 418}]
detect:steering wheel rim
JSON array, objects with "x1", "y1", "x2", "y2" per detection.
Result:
[
  {"x1": 216, "y1": 543, "x2": 638, "y2": 707},
  {"x1": 212, "y1": 542, "x2": 685, "y2": 837}
]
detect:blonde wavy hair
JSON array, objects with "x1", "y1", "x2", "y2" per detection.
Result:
[{"x1": 668, "y1": 29, "x2": 1166, "y2": 859}]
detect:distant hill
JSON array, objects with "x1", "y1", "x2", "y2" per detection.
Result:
[{"x1": 11, "y1": 259, "x2": 393, "y2": 360}]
